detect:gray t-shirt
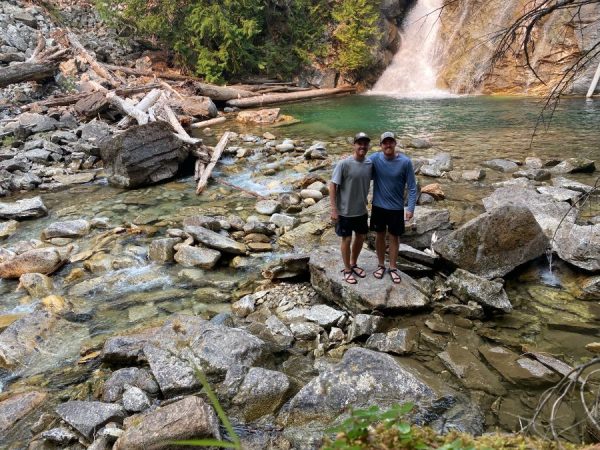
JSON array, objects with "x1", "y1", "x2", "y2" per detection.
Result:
[{"x1": 331, "y1": 157, "x2": 372, "y2": 217}]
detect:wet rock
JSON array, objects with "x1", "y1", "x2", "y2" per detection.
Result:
[
  {"x1": 554, "y1": 223, "x2": 600, "y2": 272},
  {"x1": 483, "y1": 159, "x2": 518, "y2": 172},
  {"x1": 479, "y1": 346, "x2": 560, "y2": 386},
  {"x1": 276, "y1": 139, "x2": 296, "y2": 152},
  {"x1": 41, "y1": 427, "x2": 78, "y2": 445},
  {"x1": 536, "y1": 186, "x2": 581, "y2": 203},
  {"x1": 114, "y1": 396, "x2": 220, "y2": 449},
  {"x1": 0, "y1": 310, "x2": 57, "y2": 369},
  {"x1": 310, "y1": 247, "x2": 429, "y2": 313},
  {"x1": 102, "y1": 367, "x2": 159, "y2": 403},
  {"x1": 238, "y1": 108, "x2": 280, "y2": 124},
  {"x1": 0, "y1": 390, "x2": 47, "y2": 432},
  {"x1": 255, "y1": 199, "x2": 281, "y2": 215},
  {"x1": 552, "y1": 176, "x2": 594, "y2": 194},
  {"x1": 148, "y1": 237, "x2": 181, "y2": 263},
  {"x1": 462, "y1": 169, "x2": 485, "y2": 181},
  {"x1": 100, "y1": 121, "x2": 188, "y2": 188},
  {"x1": 55, "y1": 401, "x2": 125, "y2": 438},
  {"x1": 347, "y1": 314, "x2": 384, "y2": 341},
  {"x1": 122, "y1": 385, "x2": 151, "y2": 412},
  {"x1": 433, "y1": 205, "x2": 548, "y2": 279},
  {"x1": 365, "y1": 327, "x2": 418, "y2": 355},
  {"x1": 247, "y1": 242, "x2": 272, "y2": 252},
  {"x1": 551, "y1": 158, "x2": 595, "y2": 174},
  {"x1": 0, "y1": 196, "x2": 47, "y2": 219},
  {"x1": 447, "y1": 269, "x2": 512, "y2": 312},
  {"x1": 270, "y1": 213, "x2": 299, "y2": 229},
  {"x1": 53, "y1": 172, "x2": 96, "y2": 185},
  {"x1": 0, "y1": 220, "x2": 18, "y2": 239},
  {"x1": 438, "y1": 343, "x2": 506, "y2": 395},
  {"x1": 440, "y1": 302, "x2": 484, "y2": 319},
  {"x1": 0, "y1": 246, "x2": 69, "y2": 278},
  {"x1": 524, "y1": 352, "x2": 578, "y2": 382},
  {"x1": 243, "y1": 221, "x2": 275, "y2": 236},
  {"x1": 42, "y1": 219, "x2": 90, "y2": 239},
  {"x1": 581, "y1": 276, "x2": 600, "y2": 300},
  {"x1": 233, "y1": 368, "x2": 290, "y2": 421},
  {"x1": 279, "y1": 347, "x2": 441, "y2": 427},
  {"x1": 278, "y1": 220, "x2": 329, "y2": 252},
  {"x1": 513, "y1": 168, "x2": 551, "y2": 181},
  {"x1": 184, "y1": 225, "x2": 246, "y2": 255},
  {"x1": 18, "y1": 272, "x2": 53, "y2": 297},
  {"x1": 174, "y1": 245, "x2": 221, "y2": 269}
]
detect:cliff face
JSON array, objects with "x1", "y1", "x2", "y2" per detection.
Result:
[{"x1": 435, "y1": 0, "x2": 600, "y2": 95}]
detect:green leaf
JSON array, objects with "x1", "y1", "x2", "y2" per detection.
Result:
[{"x1": 396, "y1": 422, "x2": 411, "y2": 435}]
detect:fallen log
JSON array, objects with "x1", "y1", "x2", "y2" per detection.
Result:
[
  {"x1": 0, "y1": 62, "x2": 58, "y2": 88},
  {"x1": 117, "y1": 88, "x2": 162, "y2": 128},
  {"x1": 67, "y1": 32, "x2": 121, "y2": 86},
  {"x1": 226, "y1": 86, "x2": 356, "y2": 108},
  {"x1": 196, "y1": 131, "x2": 232, "y2": 194},
  {"x1": 190, "y1": 116, "x2": 227, "y2": 129},
  {"x1": 162, "y1": 103, "x2": 201, "y2": 145},
  {"x1": 191, "y1": 82, "x2": 254, "y2": 102},
  {"x1": 106, "y1": 91, "x2": 148, "y2": 125}
]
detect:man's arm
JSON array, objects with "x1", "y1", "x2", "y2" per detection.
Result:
[
  {"x1": 329, "y1": 181, "x2": 339, "y2": 222},
  {"x1": 405, "y1": 160, "x2": 417, "y2": 220}
]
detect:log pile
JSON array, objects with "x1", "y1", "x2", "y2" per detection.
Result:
[{"x1": 0, "y1": 27, "x2": 356, "y2": 194}]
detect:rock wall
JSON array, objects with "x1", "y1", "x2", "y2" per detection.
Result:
[{"x1": 436, "y1": 0, "x2": 600, "y2": 95}]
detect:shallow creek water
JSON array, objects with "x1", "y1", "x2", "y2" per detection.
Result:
[{"x1": 1, "y1": 95, "x2": 600, "y2": 446}]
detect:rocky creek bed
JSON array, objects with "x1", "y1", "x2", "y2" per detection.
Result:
[{"x1": 0, "y1": 121, "x2": 598, "y2": 449}]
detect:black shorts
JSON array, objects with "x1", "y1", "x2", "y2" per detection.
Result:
[
  {"x1": 335, "y1": 214, "x2": 368, "y2": 237},
  {"x1": 370, "y1": 205, "x2": 405, "y2": 236}
]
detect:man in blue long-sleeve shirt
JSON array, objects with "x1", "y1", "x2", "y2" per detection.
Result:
[{"x1": 368, "y1": 131, "x2": 417, "y2": 284}]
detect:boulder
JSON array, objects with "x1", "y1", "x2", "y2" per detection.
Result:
[
  {"x1": 174, "y1": 245, "x2": 221, "y2": 269},
  {"x1": 554, "y1": 223, "x2": 600, "y2": 272},
  {"x1": 42, "y1": 219, "x2": 90, "y2": 239},
  {"x1": 233, "y1": 368, "x2": 290, "y2": 421},
  {"x1": 483, "y1": 159, "x2": 518, "y2": 172},
  {"x1": 174, "y1": 96, "x2": 217, "y2": 118},
  {"x1": 536, "y1": 186, "x2": 581, "y2": 203},
  {"x1": 237, "y1": 108, "x2": 280, "y2": 124},
  {"x1": 17, "y1": 112, "x2": 58, "y2": 133},
  {"x1": 512, "y1": 168, "x2": 551, "y2": 181},
  {"x1": 113, "y1": 396, "x2": 220, "y2": 450},
  {"x1": 310, "y1": 247, "x2": 429, "y2": 313},
  {"x1": 433, "y1": 205, "x2": 548, "y2": 279},
  {"x1": 365, "y1": 327, "x2": 418, "y2": 354},
  {"x1": 0, "y1": 220, "x2": 18, "y2": 239},
  {"x1": 447, "y1": 269, "x2": 512, "y2": 312},
  {"x1": 100, "y1": 121, "x2": 188, "y2": 188},
  {"x1": 0, "y1": 391, "x2": 47, "y2": 432},
  {"x1": 552, "y1": 177, "x2": 594, "y2": 193},
  {"x1": 270, "y1": 213, "x2": 299, "y2": 229},
  {"x1": 462, "y1": 169, "x2": 485, "y2": 181},
  {"x1": 524, "y1": 157, "x2": 543, "y2": 169},
  {"x1": 184, "y1": 225, "x2": 247, "y2": 255},
  {"x1": 102, "y1": 367, "x2": 159, "y2": 402},
  {"x1": 55, "y1": 401, "x2": 125, "y2": 439},
  {"x1": 347, "y1": 314, "x2": 384, "y2": 341},
  {"x1": 148, "y1": 237, "x2": 181, "y2": 263},
  {"x1": 479, "y1": 346, "x2": 561, "y2": 386},
  {"x1": 0, "y1": 310, "x2": 57, "y2": 369},
  {"x1": 551, "y1": 158, "x2": 595, "y2": 174},
  {"x1": 0, "y1": 247, "x2": 68, "y2": 278},
  {"x1": 398, "y1": 243, "x2": 437, "y2": 266},
  {"x1": 0, "y1": 196, "x2": 47, "y2": 220},
  {"x1": 401, "y1": 206, "x2": 452, "y2": 249}
]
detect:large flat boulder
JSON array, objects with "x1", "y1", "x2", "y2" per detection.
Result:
[
  {"x1": 100, "y1": 121, "x2": 188, "y2": 188},
  {"x1": 309, "y1": 247, "x2": 429, "y2": 314},
  {"x1": 433, "y1": 205, "x2": 548, "y2": 279},
  {"x1": 0, "y1": 196, "x2": 47, "y2": 220},
  {"x1": 113, "y1": 396, "x2": 220, "y2": 450}
]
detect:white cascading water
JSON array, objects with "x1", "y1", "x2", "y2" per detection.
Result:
[{"x1": 369, "y1": 0, "x2": 451, "y2": 98}]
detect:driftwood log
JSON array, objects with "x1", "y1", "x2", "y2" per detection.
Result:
[
  {"x1": 0, "y1": 62, "x2": 58, "y2": 88},
  {"x1": 196, "y1": 131, "x2": 232, "y2": 194},
  {"x1": 190, "y1": 116, "x2": 227, "y2": 129},
  {"x1": 226, "y1": 87, "x2": 356, "y2": 108}
]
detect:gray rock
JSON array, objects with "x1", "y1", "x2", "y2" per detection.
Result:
[
  {"x1": 461, "y1": 169, "x2": 486, "y2": 181},
  {"x1": 113, "y1": 396, "x2": 220, "y2": 450},
  {"x1": 0, "y1": 391, "x2": 47, "y2": 433},
  {"x1": 554, "y1": 223, "x2": 600, "y2": 272},
  {"x1": 0, "y1": 157, "x2": 30, "y2": 172},
  {"x1": 401, "y1": 206, "x2": 452, "y2": 250},
  {"x1": 55, "y1": 401, "x2": 125, "y2": 438},
  {"x1": 102, "y1": 367, "x2": 159, "y2": 403},
  {"x1": 433, "y1": 205, "x2": 548, "y2": 279},
  {"x1": 11, "y1": 172, "x2": 42, "y2": 190},
  {"x1": 365, "y1": 327, "x2": 418, "y2": 355},
  {"x1": 304, "y1": 304, "x2": 345, "y2": 327},
  {"x1": 447, "y1": 269, "x2": 512, "y2": 312},
  {"x1": 513, "y1": 168, "x2": 551, "y2": 181},
  {"x1": 551, "y1": 158, "x2": 595, "y2": 174},
  {"x1": 122, "y1": 385, "x2": 151, "y2": 412},
  {"x1": 524, "y1": 157, "x2": 543, "y2": 169},
  {"x1": 231, "y1": 294, "x2": 256, "y2": 317},
  {"x1": 276, "y1": 140, "x2": 295, "y2": 152},
  {"x1": 290, "y1": 321, "x2": 322, "y2": 340},
  {"x1": 24, "y1": 148, "x2": 51, "y2": 163},
  {"x1": 233, "y1": 368, "x2": 290, "y2": 421},
  {"x1": 51, "y1": 130, "x2": 78, "y2": 144},
  {"x1": 433, "y1": 152, "x2": 453, "y2": 171},
  {"x1": 17, "y1": 112, "x2": 58, "y2": 133},
  {"x1": 536, "y1": 186, "x2": 581, "y2": 203},
  {"x1": 18, "y1": 272, "x2": 53, "y2": 297},
  {"x1": 184, "y1": 225, "x2": 246, "y2": 255},
  {"x1": 438, "y1": 343, "x2": 506, "y2": 395},
  {"x1": 264, "y1": 315, "x2": 295, "y2": 347},
  {"x1": 174, "y1": 245, "x2": 221, "y2": 269},
  {"x1": 407, "y1": 138, "x2": 432, "y2": 149},
  {"x1": 479, "y1": 346, "x2": 560, "y2": 386},
  {"x1": 255, "y1": 199, "x2": 281, "y2": 215},
  {"x1": 42, "y1": 219, "x2": 90, "y2": 239},
  {"x1": 348, "y1": 314, "x2": 384, "y2": 341},
  {"x1": 581, "y1": 276, "x2": 600, "y2": 300},
  {"x1": 148, "y1": 237, "x2": 181, "y2": 263},
  {"x1": 300, "y1": 189, "x2": 323, "y2": 200},
  {"x1": 41, "y1": 427, "x2": 78, "y2": 445},
  {"x1": 143, "y1": 342, "x2": 201, "y2": 397},
  {"x1": 0, "y1": 196, "x2": 47, "y2": 219},
  {"x1": 270, "y1": 213, "x2": 299, "y2": 229},
  {"x1": 418, "y1": 192, "x2": 435, "y2": 204},
  {"x1": 310, "y1": 247, "x2": 429, "y2": 313},
  {"x1": 0, "y1": 220, "x2": 18, "y2": 239},
  {"x1": 440, "y1": 302, "x2": 484, "y2": 319},
  {"x1": 398, "y1": 243, "x2": 437, "y2": 266},
  {"x1": 81, "y1": 119, "x2": 112, "y2": 146},
  {"x1": 483, "y1": 159, "x2": 519, "y2": 172},
  {"x1": 552, "y1": 176, "x2": 594, "y2": 193},
  {"x1": 419, "y1": 164, "x2": 443, "y2": 177}
]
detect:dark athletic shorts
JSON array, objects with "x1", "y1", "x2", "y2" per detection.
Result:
[
  {"x1": 335, "y1": 214, "x2": 368, "y2": 237},
  {"x1": 370, "y1": 205, "x2": 405, "y2": 236}
]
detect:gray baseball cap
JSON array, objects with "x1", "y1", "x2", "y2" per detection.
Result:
[
  {"x1": 380, "y1": 131, "x2": 396, "y2": 143},
  {"x1": 353, "y1": 132, "x2": 370, "y2": 143}
]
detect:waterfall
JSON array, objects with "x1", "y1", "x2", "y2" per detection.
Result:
[{"x1": 369, "y1": 0, "x2": 452, "y2": 98}]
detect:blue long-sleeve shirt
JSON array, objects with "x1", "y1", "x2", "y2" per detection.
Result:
[{"x1": 368, "y1": 152, "x2": 417, "y2": 212}]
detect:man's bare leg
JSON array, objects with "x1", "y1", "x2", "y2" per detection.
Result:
[
  {"x1": 389, "y1": 234, "x2": 399, "y2": 270},
  {"x1": 375, "y1": 231, "x2": 387, "y2": 267},
  {"x1": 350, "y1": 233, "x2": 366, "y2": 267},
  {"x1": 341, "y1": 236, "x2": 352, "y2": 270}
]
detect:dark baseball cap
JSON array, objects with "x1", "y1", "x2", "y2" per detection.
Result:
[
  {"x1": 353, "y1": 132, "x2": 370, "y2": 143},
  {"x1": 380, "y1": 131, "x2": 396, "y2": 143}
]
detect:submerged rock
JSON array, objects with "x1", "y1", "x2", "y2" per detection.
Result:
[
  {"x1": 18, "y1": 272, "x2": 53, "y2": 297},
  {"x1": 0, "y1": 196, "x2": 47, "y2": 220},
  {"x1": 433, "y1": 205, "x2": 548, "y2": 279},
  {"x1": 113, "y1": 396, "x2": 220, "y2": 450},
  {"x1": 0, "y1": 390, "x2": 47, "y2": 432},
  {"x1": 184, "y1": 225, "x2": 247, "y2": 255},
  {"x1": 148, "y1": 237, "x2": 181, "y2": 263},
  {"x1": 447, "y1": 269, "x2": 512, "y2": 312},
  {"x1": 42, "y1": 219, "x2": 90, "y2": 239},
  {"x1": 479, "y1": 346, "x2": 561, "y2": 386},
  {"x1": 310, "y1": 247, "x2": 429, "y2": 313},
  {"x1": 483, "y1": 159, "x2": 518, "y2": 172}
]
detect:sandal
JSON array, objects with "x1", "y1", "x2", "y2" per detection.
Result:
[
  {"x1": 341, "y1": 269, "x2": 357, "y2": 285},
  {"x1": 351, "y1": 264, "x2": 366, "y2": 278},
  {"x1": 388, "y1": 268, "x2": 402, "y2": 284},
  {"x1": 373, "y1": 265, "x2": 386, "y2": 279}
]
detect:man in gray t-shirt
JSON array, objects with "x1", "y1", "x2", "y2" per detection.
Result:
[{"x1": 328, "y1": 132, "x2": 373, "y2": 284}]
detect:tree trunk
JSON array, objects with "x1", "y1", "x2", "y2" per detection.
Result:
[
  {"x1": 225, "y1": 87, "x2": 356, "y2": 108},
  {"x1": 0, "y1": 62, "x2": 58, "y2": 88}
]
